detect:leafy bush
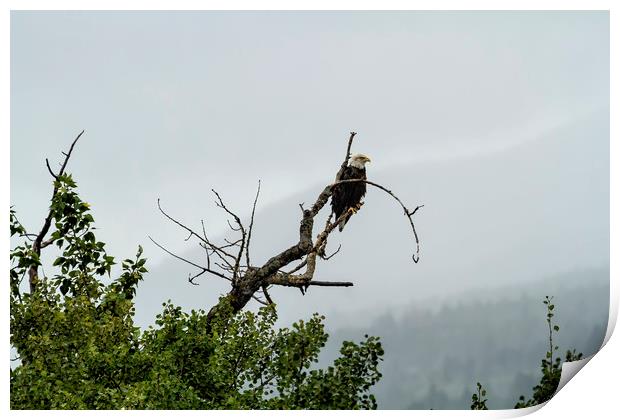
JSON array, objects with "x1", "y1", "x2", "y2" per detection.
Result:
[{"x1": 10, "y1": 174, "x2": 383, "y2": 409}]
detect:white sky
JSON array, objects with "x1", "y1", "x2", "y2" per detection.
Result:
[{"x1": 10, "y1": 11, "x2": 608, "y2": 266}]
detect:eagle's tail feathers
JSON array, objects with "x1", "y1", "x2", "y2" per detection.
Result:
[{"x1": 338, "y1": 211, "x2": 352, "y2": 232}]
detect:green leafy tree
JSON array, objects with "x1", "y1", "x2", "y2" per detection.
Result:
[
  {"x1": 514, "y1": 296, "x2": 583, "y2": 408},
  {"x1": 470, "y1": 382, "x2": 488, "y2": 410},
  {"x1": 10, "y1": 136, "x2": 384, "y2": 409},
  {"x1": 471, "y1": 296, "x2": 583, "y2": 410}
]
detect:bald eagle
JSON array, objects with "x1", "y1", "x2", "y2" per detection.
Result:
[{"x1": 331, "y1": 153, "x2": 371, "y2": 231}]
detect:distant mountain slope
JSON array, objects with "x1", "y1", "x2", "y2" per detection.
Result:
[{"x1": 322, "y1": 267, "x2": 609, "y2": 409}]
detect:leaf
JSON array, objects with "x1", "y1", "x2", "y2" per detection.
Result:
[
  {"x1": 60, "y1": 279, "x2": 70, "y2": 295},
  {"x1": 84, "y1": 232, "x2": 96, "y2": 243}
]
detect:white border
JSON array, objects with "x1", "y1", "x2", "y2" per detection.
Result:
[
  {"x1": 1, "y1": 0, "x2": 617, "y2": 11},
  {"x1": 2, "y1": 1, "x2": 616, "y2": 419}
]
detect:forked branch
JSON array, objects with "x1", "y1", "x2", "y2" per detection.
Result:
[{"x1": 246, "y1": 180, "x2": 261, "y2": 268}]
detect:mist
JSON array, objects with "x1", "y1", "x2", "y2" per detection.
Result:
[{"x1": 10, "y1": 10, "x2": 609, "y2": 409}]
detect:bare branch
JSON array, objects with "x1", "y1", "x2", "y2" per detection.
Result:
[
  {"x1": 157, "y1": 199, "x2": 206, "y2": 243},
  {"x1": 245, "y1": 180, "x2": 261, "y2": 268},
  {"x1": 286, "y1": 258, "x2": 308, "y2": 275},
  {"x1": 157, "y1": 199, "x2": 238, "y2": 271},
  {"x1": 40, "y1": 238, "x2": 55, "y2": 249},
  {"x1": 322, "y1": 244, "x2": 342, "y2": 261},
  {"x1": 45, "y1": 159, "x2": 58, "y2": 180},
  {"x1": 214, "y1": 261, "x2": 234, "y2": 272},
  {"x1": 251, "y1": 294, "x2": 269, "y2": 306},
  {"x1": 331, "y1": 178, "x2": 423, "y2": 263},
  {"x1": 306, "y1": 281, "x2": 353, "y2": 287},
  {"x1": 188, "y1": 270, "x2": 207, "y2": 285},
  {"x1": 57, "y1": 130, "x2": 84, "y2": 176},
  {"x1": 269, "y1": 272, "x2": 354, "y2": 289},
  {"x1": 226, "y1": 219, "x2": 242, "y2": 231},
  {"x1": 409, "y1": 205, "x2": 424, "y2": 216},
  {"x1": 200, "y1": 220, "x2": 211, "y2": 270},
  {"x1": 148, "y1": 236, "x2": 231, "y2": 282},
  {"x1": 212, "y1": 190, "x2": 241, "y2": 225},
  {"x1": 19, "y1": 233, "x2": 38, "y2": 239},
  {"x1": 261, "y1": 284, "x2": 274, "y2": 305},
  {"x1": 223, "y1": 238, "x2": 243, "y2": 247},
  {"x1": 201, "y1": 242, "x2": 235, "y2": 271},
  {"x1": 212, "y1": 189, "x2": 247, "y2": 283},
  {"x1": 335, "y1": 131, "x2": 357, "y2": 181}
]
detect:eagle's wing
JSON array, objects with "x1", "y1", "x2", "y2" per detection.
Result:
[
  {"x1": 336, "y1": 166, "x2": 366, "y2": 231},
  {"x1": 331, "y1": 165, "x2": 355, "y2": 219}
]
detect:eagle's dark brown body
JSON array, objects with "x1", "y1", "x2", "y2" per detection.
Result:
[{"x1": 331, "y1": 165, "x2": 367, "y2": 231}]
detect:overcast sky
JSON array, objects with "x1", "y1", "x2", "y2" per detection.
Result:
[{"x1": 10, "y1": 11, "x2": 609, "y2": 327}]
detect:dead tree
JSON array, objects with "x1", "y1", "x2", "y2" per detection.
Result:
[{"x1": 150, "y1": 132, "x2": 423, "y2": 324}]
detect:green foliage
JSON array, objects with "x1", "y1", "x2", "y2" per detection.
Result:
[
  {"x1": 471, "y1": 296, "x2": 584, "y2": 410},
  {"x1": 10, "y1": 174, "x2": 383, "y2": 409},
  {"x1": 513, "y1": 295, "x2": 584, "y2": 408},
  {"x1": 133, "y1": 301, "x2": 383, "y2": 409},
  {"x1": 470, "y1": 382, "x2": 488, "y2": 410},
  {"x1": 47, "y1": 174, "x2": 116, "y2": 295}
]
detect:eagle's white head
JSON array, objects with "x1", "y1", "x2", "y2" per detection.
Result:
[{"x1": 349, "y1": 153, "x2": 372, "y2": 169}]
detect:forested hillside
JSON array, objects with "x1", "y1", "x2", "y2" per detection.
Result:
[{"x1": 322, "y1": 268, "x2": 608, "y2": 409}]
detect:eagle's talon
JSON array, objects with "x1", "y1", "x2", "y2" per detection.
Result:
[{"x1": 347, "y1": 202, "x2": 364, "y2": 215}]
